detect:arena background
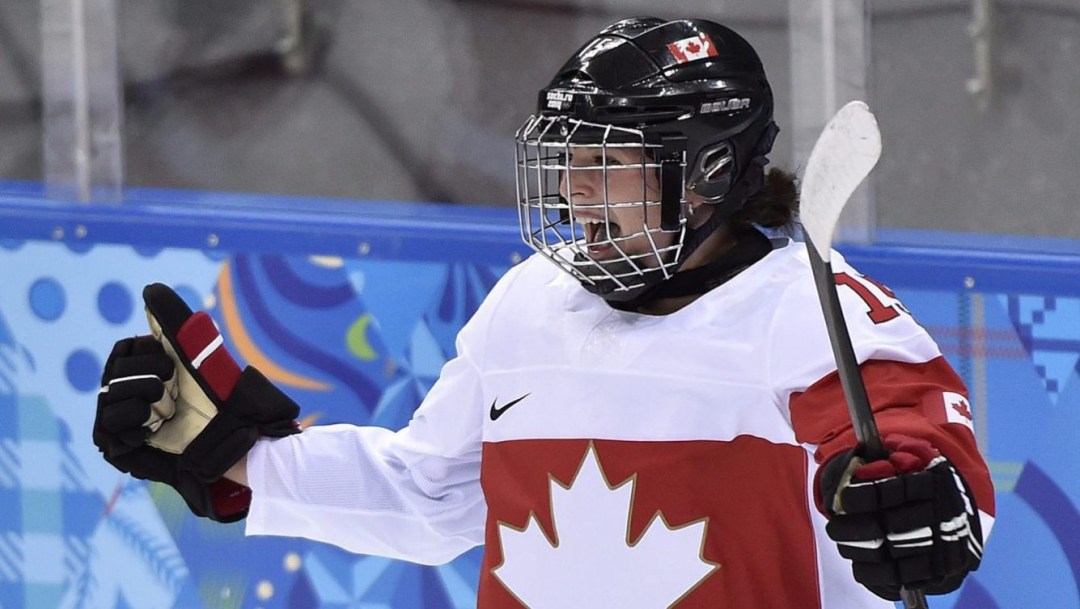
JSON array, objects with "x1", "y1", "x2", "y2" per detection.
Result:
[{"x1": 1, "y1": 0, "x2": 1079, "y2": 608}]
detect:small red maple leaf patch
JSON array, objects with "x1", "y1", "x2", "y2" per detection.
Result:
[
  {"x1": 951, "y1": 401, "x2": 973, "y2": 421},
  {"x1": 686, "y1": 41, "x2": 701, "y2": 54}
]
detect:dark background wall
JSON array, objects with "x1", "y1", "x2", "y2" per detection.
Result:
[
  {"x1": 1, "y1": 0, "x2": 1077, "y2": 237},
  {"x1": 870, "y1": 0, "x2": 1080, "y2": 238}
]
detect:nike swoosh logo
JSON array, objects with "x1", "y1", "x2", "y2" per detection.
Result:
[{"x1": 490, "y1": 393, "x2": 531, "y2": 421}]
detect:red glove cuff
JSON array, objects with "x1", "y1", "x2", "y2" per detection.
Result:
[
  {"x1": 853, "y1": 434, "x2": 941, "y2": 481},
  {"x1": 211, "y1": 478, "x2": 253, "y2": 519}
]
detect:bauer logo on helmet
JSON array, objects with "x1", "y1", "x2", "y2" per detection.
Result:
[{"x1": 700, "y1": 98, "x2": 751, "y2": 114}]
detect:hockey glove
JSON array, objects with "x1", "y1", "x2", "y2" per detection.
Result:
[
  {"x1": 818, "y1": 434, "x2": 983, "y2": 601},
  {"x1": 94, "y1": 283, "x2": 300, "y2": 521}
]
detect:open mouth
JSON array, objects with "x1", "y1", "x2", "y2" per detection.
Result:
[{"x1": 577, "y1": 217, "x2": 620, "y2": 256}]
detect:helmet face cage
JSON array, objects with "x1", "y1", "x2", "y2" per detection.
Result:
[{"x1": 515, "y1": 114, "x2": 687, "y2": 299}]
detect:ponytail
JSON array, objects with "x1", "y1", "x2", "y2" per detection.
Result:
[{"x1": 731, "y1": 167, "x2": 799, "y2": 234}]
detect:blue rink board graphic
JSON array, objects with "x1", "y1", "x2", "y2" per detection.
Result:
[{"x1": 0, "y1": 183, "x2": 1078, "y2": 608}]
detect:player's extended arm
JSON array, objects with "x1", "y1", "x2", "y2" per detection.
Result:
[{"x1": 94, "y1": 283, "x2": 300, "y2": 521}]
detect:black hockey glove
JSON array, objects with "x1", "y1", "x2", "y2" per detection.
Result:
[
  {"x1": 94, "y1": 283, "x2": 300, "y2": 522},
  {"x1": 818, "y1": 434, "x2": 983, "y2": 601}
]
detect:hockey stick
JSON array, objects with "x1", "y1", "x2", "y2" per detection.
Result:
[{"x1": 800, "y1": 101, "x2": 929, "y2": 609}]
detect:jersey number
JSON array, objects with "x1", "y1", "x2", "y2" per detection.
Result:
[{"x1": 834, "y1": 272, "x2": 907, "y2": 324}]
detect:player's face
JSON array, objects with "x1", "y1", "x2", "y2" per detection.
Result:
[{"x1": 558, "y1": 145, "x2": 676, "y2": 273}]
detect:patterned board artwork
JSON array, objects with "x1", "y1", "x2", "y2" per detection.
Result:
[{"x1": 0, "y1": 238, "x2": 1077, "y2": 609}]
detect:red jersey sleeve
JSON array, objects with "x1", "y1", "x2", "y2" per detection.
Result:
[{"x1": 790, "y1": 356, "x2": 995, "y2": 520}]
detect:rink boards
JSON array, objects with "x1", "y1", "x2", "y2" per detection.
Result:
[{"x1": 0, "y1": 181, "x2": 1078, "y2": 609}]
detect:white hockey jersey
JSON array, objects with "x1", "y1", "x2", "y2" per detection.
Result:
[{"x1": 245, "y1": 240, "x2": 994, "y2": 609}]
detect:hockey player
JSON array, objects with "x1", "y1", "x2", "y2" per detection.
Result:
[{"x1": 94, "y1": 17, "x2": 992, "y2": 608}]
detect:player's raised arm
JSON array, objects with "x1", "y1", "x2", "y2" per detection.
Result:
[{"x1": 776, "y1": 259, "x2": 993, "y2": 602}]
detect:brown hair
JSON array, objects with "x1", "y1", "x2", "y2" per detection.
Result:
[{"x1": 730, "y1": 167, "x2": 799, "y2": 234}]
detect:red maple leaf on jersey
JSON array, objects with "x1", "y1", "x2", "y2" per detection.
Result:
[{"x1": 951, "y1": 401, "x2": 973, "y2": 421}]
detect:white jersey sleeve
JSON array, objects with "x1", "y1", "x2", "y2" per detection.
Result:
[
  {"x1": 769, "y1": 249, "x2": 942, "y2": 407},
  {"x1": 242, "y1": 261, "x2": 527, "y2": 565}
]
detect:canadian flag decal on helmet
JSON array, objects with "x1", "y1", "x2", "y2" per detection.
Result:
[{"x1": 667, "y1": 34, "x2": 719, "y2": 64}]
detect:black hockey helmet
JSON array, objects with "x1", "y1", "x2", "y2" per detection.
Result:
[
  {"x1": 515, "y1": 17, "x2": 779, "y2": 303},
  {"x1": 540, "y1": 16, "x2": 776, "y2": 205}
]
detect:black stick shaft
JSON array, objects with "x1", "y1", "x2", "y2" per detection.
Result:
[
  {"x1": 806, "y1": 239, "x2": 886, "y2": 459},
  {"x1": 805, "y1": 237, "x2": 928, "y2": 609}
]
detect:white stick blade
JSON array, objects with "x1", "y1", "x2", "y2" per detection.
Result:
[{"x1": 800, "y1": 101, "x2": 882, "y2": 262}]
